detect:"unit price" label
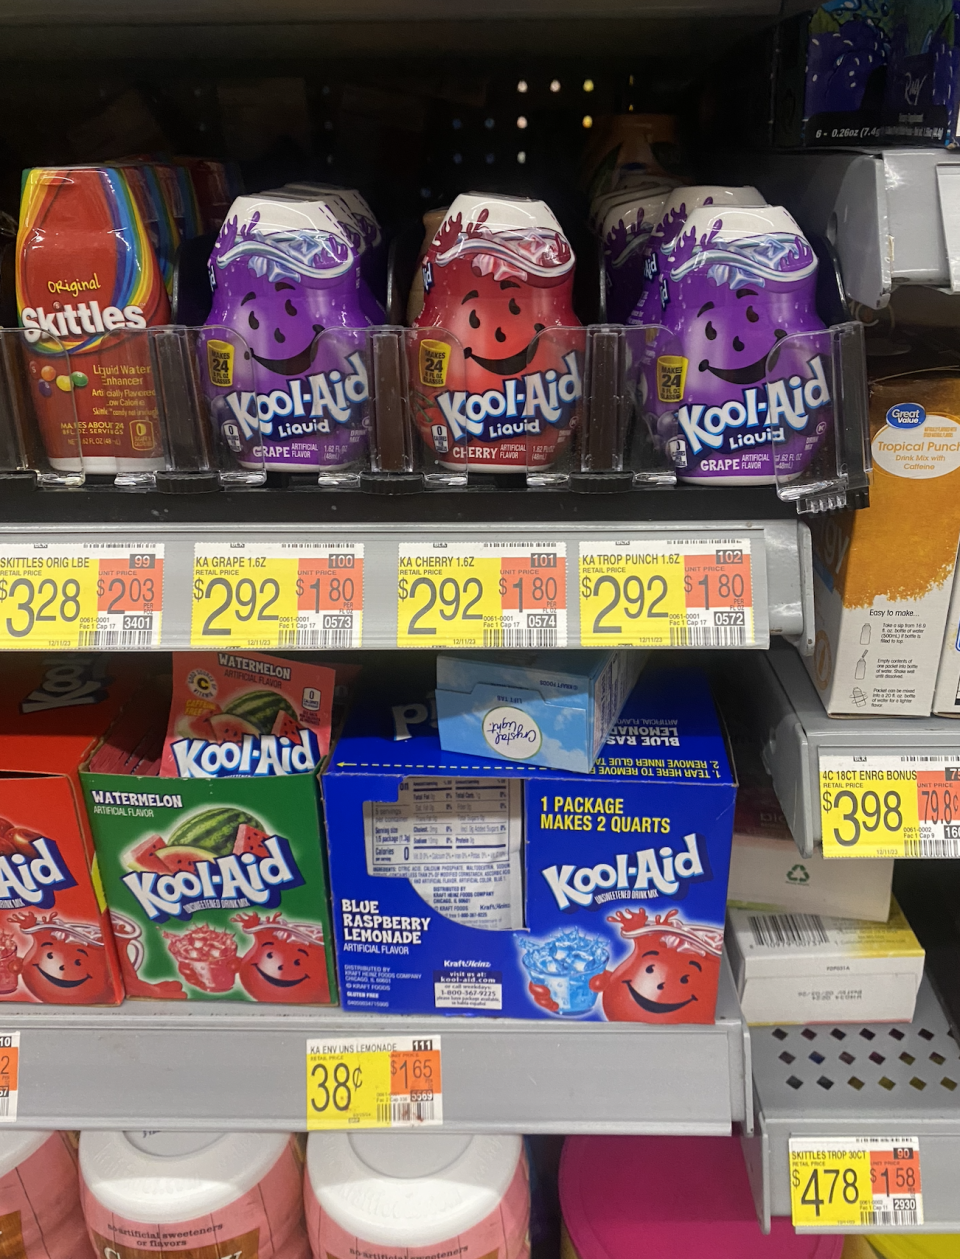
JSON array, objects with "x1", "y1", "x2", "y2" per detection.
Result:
[
  {"x1": 790, "y1": 1137, "x2": 923, "y2": 1229},
  {"x1": 578, "y1": 538, "x2": 754, "y2": 648},
  {"x1": 191, "y1": 542, "x2": 363, "y2": 650},
  {"x1": 306, "y1": 1036, "x2": 442, "y2": 1130},
  {"x1": 0, "y1": 543, "x2": 163, "y2": 650},
  {"x1": 397, "y1": 541, "x2": 566, "y2": 648},
  {"x1": 819, "y1": 754, "x2": 960, "y2": 858}
]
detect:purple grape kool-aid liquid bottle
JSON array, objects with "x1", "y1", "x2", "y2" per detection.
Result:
[
  {"x1": 639, "y1": 205, "x2": 830, "y2": 486},
  {"x1": 203, "y1": 194, "x2": 372, "y2": 473}
]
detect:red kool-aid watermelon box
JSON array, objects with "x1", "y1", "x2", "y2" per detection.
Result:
[{"x1": 0, "y1": 654, "x2": 146, "y2": 1005}]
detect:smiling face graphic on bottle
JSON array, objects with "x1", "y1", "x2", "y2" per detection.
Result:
[{"x1": 412, "y1": 193, "x2": 582, "y2": 473}]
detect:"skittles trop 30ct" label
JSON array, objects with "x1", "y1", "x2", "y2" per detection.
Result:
[
  {"x1": 16, "y1": 166, "x2": 171, "y2": 476},
  {"x1": 412, "y1": 193, "x2": 582, "y2": 474}
]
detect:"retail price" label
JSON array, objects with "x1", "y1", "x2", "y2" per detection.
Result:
[
  {"x1": 819, "y1": 754, "x2": 960, "y2": 858},
  {"x1": 578, "y1": 538, "x2": 755, "y2": 648},
  {"x1": 0, "y1": 543, "x2": 163, "y2": 650},
  {"x1": 306, "y1": 1035, "x2": 442, "y2": 1130},
  {"x1": 397, "y1": 541, "x2": 566, "y2": 648},
  {"x1": 789, "y1": 1137, "x2": 923, "y2": 1229},
  {"x1": 191, "y1": 542, "x2": 363, "y2": 650}
]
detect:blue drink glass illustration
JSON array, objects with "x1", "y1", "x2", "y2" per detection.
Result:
[{"x1": 521, "y1": 929, "x2": 609, "y2": 1015}]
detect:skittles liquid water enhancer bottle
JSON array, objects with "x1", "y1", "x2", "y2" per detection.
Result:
[
  {"x1": 640, "y1": 204, "x2": 830, "y2": 485},
  {"x1": 203, "y1": 194, "x2": 372, "y2": 473},
  {"x1": 412, "y1": 193, "x2": 582, "y2": 474},
  {"x1": 16, "y1": 166, "x2": 171, "y2": 477}
]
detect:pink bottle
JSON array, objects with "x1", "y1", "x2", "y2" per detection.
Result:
[
  {"x1": 560, "y1": 1136, "x2": 845, "y2": 1259},
  {"x1": 0, "y1": 1131, "x2": 93, "y2": 1259},
  {"x1": 81, "y1": 1131, "x2": 309, "y2": 1259},
  {"x1": 305, "y1": 1132, "x2": 530, "y2": 1259}
]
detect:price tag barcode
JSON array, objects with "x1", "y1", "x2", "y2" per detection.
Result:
[
  {"x1": 191, "y1": 542, "x2": 363, "y2": 650},
  {"x1": 397, "y1": 542, "x2": 566, "y2": 649},
  {"x1": 789, "y1": 1137, "x2": 922, "y2": 1229},
  {"x1": 306, "y1": 1035, "x2": 442, "y2": 1130},
  {"x1": 0, "y1": 1033, "x2": 20, "y2": 1123},
  {"x1": 578, "y1": 538, "x2": 755, "y2": 648},
  {"x1": 820, "y1": 753, "x2": 960, "y2": 858},
  {"x1": 0, "y1": 544, "x2": 163, "y2": 650}
]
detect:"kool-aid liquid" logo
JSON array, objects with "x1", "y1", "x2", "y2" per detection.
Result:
[
  {"x1": 433, "y1": 352, "x2": 582, "y2": 447},
  {"x1": 122, "y1": 835, "x2": 304, "y2": 923},
  {"x1": 542, "y1": 833, "x2": 707, "y2": 910},
  {"x1": 672, "y1": 355, "x2": 831, "y2": 456},
  {"x1": 220, "y1": 351, "x2": 368, "y2": 445}
]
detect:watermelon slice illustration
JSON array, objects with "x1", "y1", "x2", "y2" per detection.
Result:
[
  {"x1": 209, "y1": 712, "x2": 259, "y2": 743},
  {"x1": 155, "y1": 845, "x2": 212, "y2": 874},
  {"x1": 233, "y1": 824, "x2": 270, "y2": 857},
  {"x1": 166, "y1": 807, "x2": 263, "y2": 858},
  {"x1": 130, "y1": 836, "x2": 168, "y2": 874},
  {"x1": 271, "y1": 709, "x2": 302, "y2": 740},
  {"x1": 223, "y1": 690, "x2": 297, "y2": 735}
]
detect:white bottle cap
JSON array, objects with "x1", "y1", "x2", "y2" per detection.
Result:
[
  {"x1": 0, "y1": 1131, "x2": 50, "y2": 1180},
  {"x1": 80, "y1": 1130, "x2": 292, "y2": 1223},
  {"x1": 656, "y1": 185, "x2": 766, "y2": 233},
  {"x1": 307, "y1": 1131, "x2": 522, "y2": 1248}
]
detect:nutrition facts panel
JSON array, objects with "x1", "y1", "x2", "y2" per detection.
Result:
[{"x1": 363, "y1": 778, "x2": 524, "y2": 930}]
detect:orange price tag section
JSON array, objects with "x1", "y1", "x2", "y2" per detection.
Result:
[
  {"x1": 192, "y1": 542, "x2": 363, "y2": 650},
  {"x1": 0, "y1": 1033, "x2": 20, "y2": 1123},
  {"x1": 397, "y1": 541, "x2": 566, "y2": 648},
  {"x1": 578, "y1": 537, "x2": 754, "y2": 647},
  {"x1": 790, "y1": 1137, "x2": 922, "y2": 1229},
  {"x1": 0, "y1": 542, "x2": 163, "y2": 650},
  {"x1": 306, "y1": 1035, "x2": 442, "y2": 1130}
]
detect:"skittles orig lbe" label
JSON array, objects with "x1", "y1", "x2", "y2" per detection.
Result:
[
  {"x1": 16, "y1": 167, "x2": 171, "y2": 476},
  {"x1": 412, "y1": 194, "x2": 582, "y2": 474}
]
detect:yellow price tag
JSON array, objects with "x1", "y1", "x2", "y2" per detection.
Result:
[
  {"x1": 789, "y1": 1138, "x2": 922, "y2": 1229},
  {"x1": 579, "y1": 538, "x2": 754, "y2": 648},
  {"x1": 191, "y1": 542, "x2": 363, "y2": 650},
  {"x1": 0, "y1": 542, "x2": 163, "y2": 650},
  {"x1": 306, "y1": 1035, "x2": 442, "y2": 1130},
  {"x1": 819, "y1": 755, "x2": 924, "y2": 858},
  {"x1": 397, "y1": 542, "x2": 566, "y2": 648},
  {"x1": 0, "y1": 1032, "x2": 20, "y2": 1123}
]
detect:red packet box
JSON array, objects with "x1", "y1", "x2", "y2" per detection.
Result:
[{"x1": 0, "y1": 654, "x2": 146, "y2": 1004}]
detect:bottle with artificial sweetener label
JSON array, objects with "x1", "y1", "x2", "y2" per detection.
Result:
[{"x1": 80, "y1": 1131, "x2": 309, "y2": 1259}]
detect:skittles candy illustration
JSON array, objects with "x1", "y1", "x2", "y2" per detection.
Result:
[
  {"x1": 203, "y1": 194, "x2": 372, "y2": 473},
  {"x1": 526, "y1": 909, "x2": 722, "y2": 1024},
  {"x1": 411, "y1": 193, "x2": 583, "y2": 474},
  {"x1": 635, "y1": 204, "x2": 831, "y2": 485},
  {"x1": 6, "y1": 911, "x2": 114, "y2": 1005}
]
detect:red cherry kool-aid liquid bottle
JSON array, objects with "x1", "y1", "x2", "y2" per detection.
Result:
[
  {"x1": 411, "y1": 193, "x2": 582, "y2": 475},
  {"x1": 16, "y1": 166, "x2": 171, "y2": 479}
]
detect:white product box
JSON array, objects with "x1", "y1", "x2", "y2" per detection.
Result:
[
  {"x1": 726, "y1": 900, "x2": 924, "y2": 1025},
  {"x1": 933, "y1": 548, "x2": 960, "y2": 715},
  {"x1": 728, "y1": 832, "x2": 894, "y2": 923}
]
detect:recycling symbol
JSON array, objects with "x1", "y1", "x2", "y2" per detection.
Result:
[{"x1": 787, "y1": 864, "x2": 810, "y2": 884}]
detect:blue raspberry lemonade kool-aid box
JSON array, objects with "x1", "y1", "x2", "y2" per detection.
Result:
[{"x1": 321, "y1": 661, "x2": 736, "y2": 1022}]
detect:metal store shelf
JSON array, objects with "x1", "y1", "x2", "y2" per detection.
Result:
[
  {"x1": 743, "y1": 975, "x2": 960, "y2": 1232},
  {"x1": 743, "y1": 643, "x2": 960, "y2": 857},
  {"x1": 0, "y1": 512, "x2": 812, "y2": 651},
  {"x1": 735, "y1": 149, "x2": 960, "y2": 311},
  {"x1": 0, "y1": 957, "x2": 750, "y2": 1133}
]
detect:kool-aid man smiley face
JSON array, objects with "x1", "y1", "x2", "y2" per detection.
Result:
[
  {"x1": 9, "y1": 911, "x2": 112, "y2": 1004},
  {"x1": 233, "y1": 912, "x2": 330, "y2": 1004},
  {"x1": 595, "y1": 908, "x2": 722, "y2": 1023},
  {"x1": 693, "y1": 288, "x2": 788, "y2": 387},
  {"x1": 412, "y1": 194, "x2": 583, "y2": 472},
  {"x1": 238, "y1": 282, "x2": 325, "y2": 376}
]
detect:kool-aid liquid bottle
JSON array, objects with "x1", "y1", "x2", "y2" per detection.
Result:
[
  {"x1": 16, "y1": 166, "x2": 171, "y2": 479},
  {"x1": 203, "y1": 193, "x2": 372, "y2": 474},
  {"x1": 639, "y1": 204, "x2": 830, "y2": 485},
  {"x1": 412, "y1": 192, "x2": 582, "y2": 475}
]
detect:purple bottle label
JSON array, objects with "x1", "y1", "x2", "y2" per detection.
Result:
[
  {"x1": 638, "y1": 214, "x2": 830, "y2": 484},
  {"x1": 203, "y1": 200, "x2": 372, "y2": 472}
]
